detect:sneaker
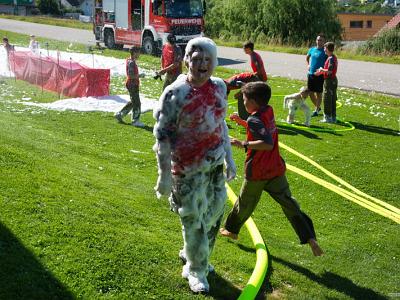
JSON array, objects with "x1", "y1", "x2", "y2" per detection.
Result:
[
  {"x1": 114, "y1": 112, "x2": 123, "y2": 123},
  {"x1": 131, "y1": 120, "x2": 145, "y2": 127},
  {"x1": 182, "y1": 264, "x2": 189, "y2": 279},
  {"x1": 311, "y1": 108, "x2": 321, "y2": 117},
  {"x1": 320, "y1": 117, "x2": 332, "y2": 123},
  {"x1": 182, "y1": 263, "x2": 215, "y2": 279},
  {"x1": 188, "y1": 274, "x2": 209, "y2": 293},
  {"x1": 179, "y1": 249, "x2": 187, "y2": 264}
]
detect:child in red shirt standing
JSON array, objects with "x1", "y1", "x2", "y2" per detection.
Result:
[
  {"x1": 220, "y1": 82, "x2": 323, "y2": 257},
  {"x1": 156, "y1": 34, "x2": 183, "y2": 91},
  {"x1": 114, "y1": 47, "x2": 144, "y2": 127},
  {"x1": 318, "y1": 42, "x2": 338, "y2": 123}
]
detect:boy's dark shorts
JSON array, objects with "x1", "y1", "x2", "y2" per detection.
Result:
[{"x1": 307, "y1": 74, "x2": 324, "y2": 93}]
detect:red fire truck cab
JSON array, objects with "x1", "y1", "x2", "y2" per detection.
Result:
[{"x1": 94, "y1": 0, "x2": 206, "y2": 55}]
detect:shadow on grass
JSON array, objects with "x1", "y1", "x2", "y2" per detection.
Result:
[
  {"x1": 277, "y1": 125, "x2": 323, "y2": 139},
  {"x1": 271, "y1": 255, "x2": 388, "y2": 300},
  {"x1": 218, "y1": 57, "x2": 246, "y2": 67},
  {"x1": 208, "y1": 271, "x2": 242, "y2": 299},
  {"x1": 237, "y1": 242, "x2": 257, "y2": 254},
  {"x1": 115, "y1": 120, "x2": 154, "y2": 133},
  {"x1": 0, "y1": 222, "x2": 74, "y2": 299},
  {"x1": 351, "y1": 121, "x2": 399, "y2": 136}
]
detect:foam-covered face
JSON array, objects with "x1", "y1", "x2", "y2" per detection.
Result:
[{"x1": 187, "y1": 49, "x2": 213, "y2": 87}]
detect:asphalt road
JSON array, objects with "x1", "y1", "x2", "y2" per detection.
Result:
[{"x1": 1, "y1": 18, "x2": 399, "y2": 96}]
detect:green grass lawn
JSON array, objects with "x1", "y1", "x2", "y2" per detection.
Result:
[{"x1": 0, "y1": 30, "x2": 399, "y2": 299}]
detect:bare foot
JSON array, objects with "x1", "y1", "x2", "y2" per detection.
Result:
[
  {"x1": 219, "y1": 228, "x2": 238, "y2": 240},
  {"x1": 308, "y1": 239, "x2": 323, "y2": 256}
]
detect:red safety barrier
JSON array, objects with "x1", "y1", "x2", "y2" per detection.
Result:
[{"x1": 9, "y1": 51, "x2": 110, "y2": 98}]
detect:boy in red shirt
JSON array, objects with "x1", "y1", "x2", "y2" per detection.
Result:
[
  {"x1": 156, "y1": 34, "x2": 183, "y2": 91},
  {"x1": 318, "y1": 42, "x2": 338, "y2": 123},
  {"x1": 243, "y1": 41, "x2": 267, "y2": 82},
  {"x1": 114, "y1": 47, "x2": 144, "y2": 127},
  {"x1": 220, "y1": 82, "x2": 323, "y2": 257},
  {"x1": 225, "y1": 41, "x2": 267, "y2": 120}
]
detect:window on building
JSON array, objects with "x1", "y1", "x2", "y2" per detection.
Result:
[
  {"x1": 350, "y1": 21, "x2": 363, "y2": 28},
  {"x1": 367, "y1": 20, "x2": 372, "y2": 28}
]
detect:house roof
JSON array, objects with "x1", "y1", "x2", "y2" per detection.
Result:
[
  {"x1": 374, "y1": 12, "x2": 400, "y2": 36},
  {"x1": 386, "y1": 12, "x2": 400, "y2": 29},
  {"x1": 337, "y1": 12, "x2": 395, "y2": 16}
]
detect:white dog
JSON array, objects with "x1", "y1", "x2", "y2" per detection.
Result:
[{"x1": 284, "y1": 86, "x2": 311, "y2": 127}]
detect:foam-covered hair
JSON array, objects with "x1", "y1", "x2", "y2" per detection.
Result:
[{"x1": 184, "y1": 37, "x2": 218, "y2": 71}]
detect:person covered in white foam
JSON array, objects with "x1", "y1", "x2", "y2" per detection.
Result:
[
  {"x1": 153, "y1": 37, "x2": 236, "y2": 294},
  {"x1": 283, "y1": 86, "x2": 311, "y2": 127}
]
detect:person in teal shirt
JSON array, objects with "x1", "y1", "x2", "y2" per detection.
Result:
[{"x1": 306, "y1": 34, "x2": 327, "y2": 117}]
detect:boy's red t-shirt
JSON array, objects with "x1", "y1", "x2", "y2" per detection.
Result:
[
  {"x1": 161, "y1": 44, "x2": 182, "y2": 76},
  {"x1": 245, "y1": 105, "x2": 286, "y2": 180},
  {"x1": 250, "y1": 51, "x2": 267, "y2": 81},
  {"x1": 125, "y1": 57, "x2": 139, "y2": 87},
  {"x1": 323, "y1": 55, "x2": 338, "y2": 79}
]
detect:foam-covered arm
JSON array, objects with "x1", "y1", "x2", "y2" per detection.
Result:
[
  {"x1": 222, "y1": 121, "x2": 236, "y2": 182},
  {"x1": 153, "y1": 90, "x2": 177, "y2": 199},
  {"x1": 153, "y1": 140, "x2": 172, "y2": 199}
]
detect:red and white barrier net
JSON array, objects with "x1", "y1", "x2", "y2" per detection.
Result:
[{"x1": 9, "y1": 51, "x2": 110, "y2": 98}]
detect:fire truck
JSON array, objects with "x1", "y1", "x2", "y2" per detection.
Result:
[{"x1": 93, "y1": 0, "x2": 206, "y2": 55}]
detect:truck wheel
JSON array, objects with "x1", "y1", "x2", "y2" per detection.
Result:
[
  {"x1": 105, "y1": 31, "x2": 116, "y2": 49},
  {"x1": 142, "y1": 36, "x2": 156, "y2": 55}
]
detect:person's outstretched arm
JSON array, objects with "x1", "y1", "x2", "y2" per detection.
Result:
[{"x1": 153, "y1": 90, "x2": 177, "y2": 199}]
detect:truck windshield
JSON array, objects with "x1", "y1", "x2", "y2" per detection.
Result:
[{"x1": 165, "y1": 0, "x2": 203, "y2": 18}]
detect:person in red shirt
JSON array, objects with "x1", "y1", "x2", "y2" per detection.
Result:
[
  {"x1": 243, "y1": 41, "x2": 267, "y2": 82},
  {"x1": 219, "y1": 82, "x2": 323, "y2": 257},
  {"x1": 318, "y1": 42, "x2": 338, "y2": 123},
  {"x1": 225, "y1": 41, "x2": 267, "y2": 120},
  {"x1": 114, "y1": 47, "x2": 144, "y2": 127},
  {"x1": 156, "y1": 34, "x2": 183, "y2": 91}
]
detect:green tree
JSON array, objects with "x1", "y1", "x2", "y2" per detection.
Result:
[
  {"x1": 205, "y1": 0, "x2": 262, "y2": 40},
  {"x1": 205, "y1": 0, "x2": 342, "y2": 46},
  {"x1": 37, "y1": 0, "x2": 61, "y2": 15},
  {"x1": 259, "y1": 0, "x2": 342, "y2": 45}
]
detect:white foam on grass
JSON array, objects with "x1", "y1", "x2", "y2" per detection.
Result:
[
  {"x1": 1, "y1": 46, "x2": 159, "y2": 113},
  {"x1": 23, "y1": 94, "x2": 159, "y2": 113}
]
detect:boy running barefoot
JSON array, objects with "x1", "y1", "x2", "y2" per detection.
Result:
[{"x1": 220, "y1": 82, "x2": 323, "y2": 257}]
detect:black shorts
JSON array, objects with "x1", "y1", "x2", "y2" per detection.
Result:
[{"x1": 307, "y1": 74, "x2": 324, "y2": 93}]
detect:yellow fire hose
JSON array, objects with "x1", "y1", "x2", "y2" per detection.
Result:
[{"x1": 225, "y1": 184, "x2": 269, "y2": 300}]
